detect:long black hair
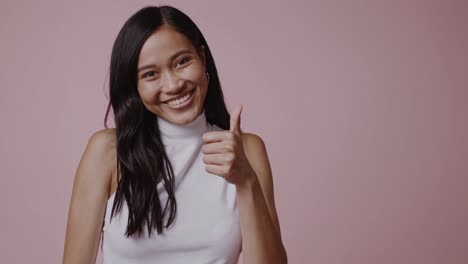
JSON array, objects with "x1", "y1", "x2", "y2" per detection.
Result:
[{"x1": 103, "y1": 5, "x2": 230, "y2": 238}]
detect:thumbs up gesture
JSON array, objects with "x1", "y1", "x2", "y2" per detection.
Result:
[{"x1": 201, "y1": 105, "x2": 256, "y2": 186}]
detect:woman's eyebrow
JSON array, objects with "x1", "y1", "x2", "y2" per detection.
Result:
[{"x1": 137, "y1": 49, "x2": 193, "y2": 73}]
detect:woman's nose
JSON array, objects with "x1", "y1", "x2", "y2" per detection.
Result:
[{"x1": 162, "y1": 71, "x2": 184, "y2": 93}]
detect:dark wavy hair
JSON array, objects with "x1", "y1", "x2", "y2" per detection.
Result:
[{"x1": 103, "y1": 5, "x2": 230, "y2": 238}]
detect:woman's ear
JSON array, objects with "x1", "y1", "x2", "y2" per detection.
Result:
[{"x1": 200, "y1": 45, "x2": 207, "y2": 67}]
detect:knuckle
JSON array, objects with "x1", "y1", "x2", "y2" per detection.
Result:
[
  {"x1": 225, "y1": 144, "x2": 234, "y2": 152},
  {"x1": 226, "y1": 133, "x2": 235, "y2": 140},
  {"x1": 226, "y1": 153, "x2": 235, "y2": 162}
]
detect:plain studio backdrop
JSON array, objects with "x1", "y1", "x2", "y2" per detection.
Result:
[{"x1": 1, "y1": 0, "x2": 467, "y2": 263}]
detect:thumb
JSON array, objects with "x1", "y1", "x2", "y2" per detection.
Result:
[{"x1": 230, "y1": 104, "x2": 243, "y2": 135}]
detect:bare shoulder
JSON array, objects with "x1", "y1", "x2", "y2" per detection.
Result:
[
  {"x1": 240, "y1": 132, "x2": 271, "y2": 178},
  {"x1": 87, "y1": 128, "x2": 117, "y2": 165},
  {"x1": 241, "y1": 132, "x2": 267, "y2": 157},
  {"x1": 88, "y1": 128, "x2": 116, "y2": 152},
  {"x1": 81, "y1": 128, "x2": 117, "y2": 186}
]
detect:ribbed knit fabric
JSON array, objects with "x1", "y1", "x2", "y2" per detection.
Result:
[{"x1": 101, "y1": 111, "x2": 242, "y2": 264}]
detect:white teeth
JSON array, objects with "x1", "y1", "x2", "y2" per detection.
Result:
[{"x1": 167, "y1": 91, "x2": 192, "y2": 105}]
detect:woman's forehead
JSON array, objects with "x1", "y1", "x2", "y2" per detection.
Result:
[{"x1": 138, "y1": 26, "x2": 195, "y2": 65}]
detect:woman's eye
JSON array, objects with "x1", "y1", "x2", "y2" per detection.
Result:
[
  {"x1": 176, "y1": 57, "x2": 191, "y2": 67},
  {"x1": 142, "y1": 71, "x2": 157, "y2": 78}
]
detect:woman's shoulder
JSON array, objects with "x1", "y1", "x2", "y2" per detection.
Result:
[
  {"x1": 240, "y1": 132, "x2": 266, "y2": 154},
  {"x1": 241, "y1": 132, "x2": 263, "y2": 143},
  {"x1": 88, "y1": 128, "x2": 116, "y2": 148},
  {"x1": 85, "y1": 128, "x2": 117, "y2": 174}
]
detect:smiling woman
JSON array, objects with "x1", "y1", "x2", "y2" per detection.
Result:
[
  {"x1": 136, "y1": 25, "x2": 208, "y2": 124},
  {"x1": 62, "y1": 5, "x2": 286, "y2": 264}
]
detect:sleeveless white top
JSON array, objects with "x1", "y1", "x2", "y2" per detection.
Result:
[{"x1": 101, "y1": 111, "x2": 242, "y2": 264}]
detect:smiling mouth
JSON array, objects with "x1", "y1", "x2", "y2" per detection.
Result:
[{"x1": 164, "y1": 89, "x2": 195, "y2": 105}]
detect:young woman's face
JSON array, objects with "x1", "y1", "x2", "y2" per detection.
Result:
[{"x1": 136, "y1": 24, "x2": 207, "y2": 125}]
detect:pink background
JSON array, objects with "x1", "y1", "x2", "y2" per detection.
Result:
[{"x1": 1, "y1": 0, "x2": 467, "y2": 263}]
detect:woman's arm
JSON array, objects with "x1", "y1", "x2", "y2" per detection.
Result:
[
  {"x1": 238, "y1": 133, "x2": 288, "y2": 264},
  {"x1": 201, "y1": 106, "x2": 286, "y2": 263},
  {"x1": 62, "y1": 129, "x2": 116, "y2": 264}
]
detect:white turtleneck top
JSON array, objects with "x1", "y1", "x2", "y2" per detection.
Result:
[{"x1": 101, "y1": 111, "x2": 242, "y2": 264}]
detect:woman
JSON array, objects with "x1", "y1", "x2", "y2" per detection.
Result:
[{"x1": 63, "y1": 5, "x2": 287, "y2": 264}]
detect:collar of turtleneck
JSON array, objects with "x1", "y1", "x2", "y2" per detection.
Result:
[{"x1": 157, "y1": 110, "x2": 209, "y2": 139}]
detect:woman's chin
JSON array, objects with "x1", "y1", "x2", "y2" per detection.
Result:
[{"x1": 161, "y1": 107, "x2": 202, "y2": 125}]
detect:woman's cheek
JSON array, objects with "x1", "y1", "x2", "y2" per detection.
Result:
[
  {"x1": 138, "y1": 84, "x2": 158, "y2": 104},
  {"x1": 184, "y1": 65, "x2": 203, "y2": 82}
]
